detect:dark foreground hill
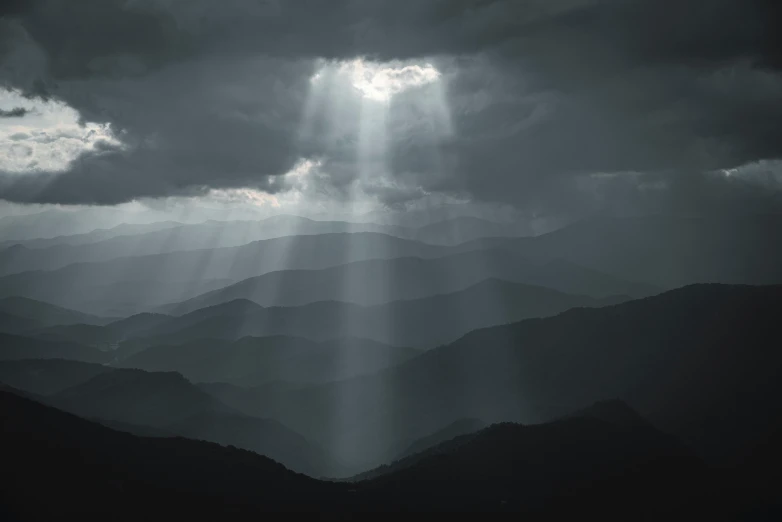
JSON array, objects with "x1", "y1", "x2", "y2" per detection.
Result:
[
  {"x1": 0, "y1": 388, "x2": 339, "y2": 519},
  {"x1": 3, "y1": 389, "x2": 773, "y2": 518}
]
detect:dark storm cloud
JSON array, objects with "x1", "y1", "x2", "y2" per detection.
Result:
[
  {"x1": 0, "y1": 0, "x2": 780, "y2": 215},
  {"x1": 0, "y1": 107, "x2": 28, "y2": 117}
]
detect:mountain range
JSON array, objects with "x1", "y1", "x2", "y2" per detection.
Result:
[{"x1": 203, "y1": 284, "x2": 782, "y2": 468}]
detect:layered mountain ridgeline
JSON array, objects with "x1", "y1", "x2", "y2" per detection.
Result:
[
  {"x1": 130, "y1": 280, "x2": 628, "y2": 349},
  {"x1": 20, "y1": 313, "x2": 173, "y2": 348},
  {"x1": 0, "y1": 333, "x2": 113, "y2": 363},
  {"x1": 41, "y1": 367, "x2": 346, "y2": 478},
  {"x1": 0, "y1": 233, "x2": 450, "y2": 315},
  {"x1": 0, "y1": 216, "x2": 529, "y2": 275},
  {"x1": 0, "y1": 296, "x2": 114, "y2": 326},
  {"x1": 0, "y1": 296, "x2": 116, "y2": 337},
  {"x1": 117, "y1": 336, "x2": 421, "y2": 386},
  {"x1": 1, "y1": 389, "x2": 771, "y2": 518},
  {"x1": 205, "y1": 284, "x2": 782, "y2": 469},
  {"x1": 2, "y1": 215, "x2": 778, "y2": 317},
  {"x1": 0, "y1": 359, "x2": 111, "y2": 395},
  {"x1": 164, "y1": 248, "x2": 654, "y2": 314},
  {"x1": 455, "y1": 215, "x2": 782, "y2": 288},
  {"x1": 0, "y1": 218, "x2": 182, "y2": 248}
]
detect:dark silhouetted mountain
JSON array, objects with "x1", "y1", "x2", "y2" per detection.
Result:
[
  {"x1": 0, "y1": 232, "x2": 449, "y2": 315},
  {"x1": 0, "y1": 296, "x2": 112, "y2": 326},
  {"x1": 118, "y1": 335, "x2": 421, "y2": 386},
  {"x1": 0, "y1": 389, "x2": 765, "y2": 517},
  {"x1": 48, "y1": 368, "x2": 344, "y2": 477},
  {"x1": 165, "y1": 248, "x2": 656, "y2": 314},
  {"x1": 457, "y1": 215, "x2": 782, "y2": 288},
  {"x1": 0, "y1": 389, "x2": 342, "y2": 519},
  {"x1": 0, "y1": 333, "x2": 111, "y2": 363},
  {"x1": 139, "y1": 281, "x2": 630, "y2": 349},
  {"x1": 208, "y1": 284, "x2": 782, "y2": 468},
  {"x1": 0, "y1": 359, "x2": 112, "y2": 395},
  {"x1": 354, "y1": 415, "x2": 718, "y2": 513}
]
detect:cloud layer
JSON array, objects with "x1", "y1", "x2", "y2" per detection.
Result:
[{"x1": 0, "y1": 0, "x2": 781, "y2": 217}]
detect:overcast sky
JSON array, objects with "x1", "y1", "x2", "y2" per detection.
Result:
[{"x1": 1, "y1": 0, "x2": 781, "y2": 222}]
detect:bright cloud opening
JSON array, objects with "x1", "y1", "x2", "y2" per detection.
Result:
[
  {"x1": 0, "y1": 89, "x2": 122, "y2": 174},
  {"x1": 312, "y1": 58, "x2": 441, "y2": 102}
]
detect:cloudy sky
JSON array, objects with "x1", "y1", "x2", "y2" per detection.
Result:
[{"x1": 1, "y1": 0, "x2": 781, "y2": 222}]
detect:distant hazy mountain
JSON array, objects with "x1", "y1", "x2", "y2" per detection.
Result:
[
  {"x1": 0, "y1": 209, "x2": 136, "y2": 241},
  {"x1": 0, "y1": 221, "x2": 182, "y2": 250},
  {"x1": 0, "y1": 296, "x2": 112, "y2": 326},
  {"x1": 0, "y1": 333, "x2": 110, "y2": 363},
  {"x1": 165, "y1": 248, "x2": 655, "y2": 314},
  {"x1": 0, "y1": 232, "x2": 449, "y2": 315},
  {"x1": 351, "y1": 202, "x2": 525, "y2": 228},
  {"x1": 49, "y1": 368, "x2": 342, "y2": 477},
  {"x1": 456, "y1": 215, "x2": 782, "y2": 288},
  {"x1": 206, "y1": 284, "x2": 782, "y2": 468},
  {"x1": 0, "y1": 216, "x2": 530, "y2": 276},
  {"x1": 407, "y1": 216, "x2": 529, "y2": 245},
  {"x1": 0, "y1": 359, "x2": 112, "y2": 395},
  {"x1": 135, "y1": 280, "x2": 627, "y2": 349},
  {"x1": 0, "y1": 217, "x2": 394, "y2": 275},
  {"x1": 118, "y1": 336, "x2": 421, "y2": 386}
]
